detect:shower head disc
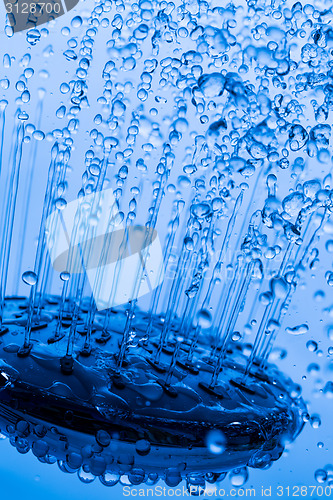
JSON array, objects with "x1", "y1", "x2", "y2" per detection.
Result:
[{"x1": 0, "y1": 297, "x2": 306, "y2": 485}]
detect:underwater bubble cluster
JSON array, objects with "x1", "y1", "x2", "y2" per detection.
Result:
[{"x1": 0, "y1": 0, "x2": 333, "y2": 490}]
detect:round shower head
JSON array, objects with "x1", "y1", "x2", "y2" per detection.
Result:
[{"x1": 0, "y1": 296, "x2": 306, "y2": 486}]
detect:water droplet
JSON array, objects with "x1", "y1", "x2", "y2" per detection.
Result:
[
  {"x1": 100, "y1": 472, "x2": 120, "y2": 487},
  {"x1": 310, "y1": 415, "x2": 321, "y2": 429},
  {"x1": 286, "y1": 324, "x2": 309, "y2": 336},
  {"x1": 71, "y1": 16, "x2": 82, "y2": 28},
  {"x1": 96, "y1": 430, "x2": 111, "y2": 447},
  {"x1": 22, "y1": 271, "x2": 38, "y2": 286},
  {"x1": 205, "y1": 430, "x2": 226, "y2": 454},
  {"x1": 198, "y1": 73, "x2": 225, "y2": 98},
  {"x1": 326, "y1": 272, "x2": 333, "y2": 287},
  {"x1": 78, "y1": 466, "x2": 96, "y2": 483},
  {"x1": 197, "y1": 309, "x2": 212, "y2": 329},
  {"x1": 135, "y1": 439, "x2": 151, "y2": 456},
  {"x1": 315, "y1": 469, "x2": 327, "y2": 483},
  {"x1": 229, "y1": 467, "x2": 249, "y2": 487},
  {"x1": 128, "y1": 468, "x2": 145, "y2": 485}
]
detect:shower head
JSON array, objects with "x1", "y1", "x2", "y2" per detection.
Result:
[{"x1": 0, "y1": 297, "x2": 306, "y2": 487}]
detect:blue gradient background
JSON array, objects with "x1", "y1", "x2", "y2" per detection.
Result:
[{"x1": 0, "y1": 0, "x2": 332, "y2": 497}]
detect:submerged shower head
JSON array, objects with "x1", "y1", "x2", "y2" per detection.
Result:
[{"x1": 0, "y1": 296, "x2": 305, "y2": 487}]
